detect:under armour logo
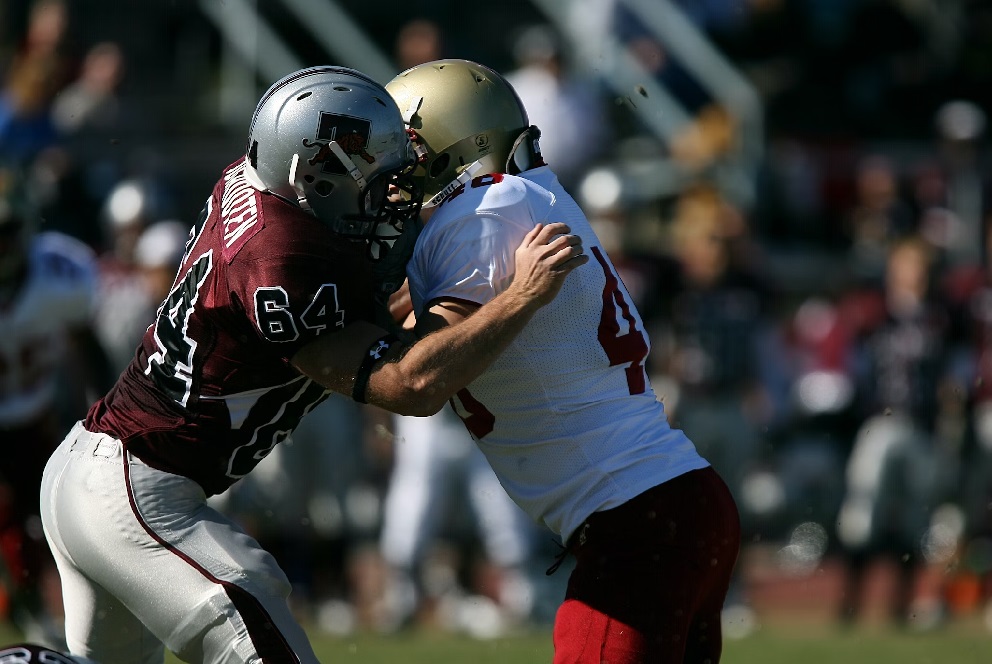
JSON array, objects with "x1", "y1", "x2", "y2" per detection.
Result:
[{"x1": 369, "y1": 339, "x2": 391, "y2": 360}]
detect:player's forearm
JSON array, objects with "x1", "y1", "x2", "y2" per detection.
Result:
[{"x1": 369, "y1": 287, "x2": 537, "y2": 416}]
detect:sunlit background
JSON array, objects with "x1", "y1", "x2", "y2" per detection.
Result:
[{"x1": 2, "y1": 0, "x2": 992, "y2": 653}]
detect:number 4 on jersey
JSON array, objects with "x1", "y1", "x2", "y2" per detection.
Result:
[
  {"x1": 254, "y1": 283, "x2": 344, "y2": 342},
  {"x1": 593, "y1": 246, "x2": 648, "y2": 395},
  {"x1": 146, "y1": 250, "x2": 214, "y2": 407}
]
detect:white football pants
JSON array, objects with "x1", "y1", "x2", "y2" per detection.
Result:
[{"x1": 40, "y1": 422, "x2": 318, "y2": 664}]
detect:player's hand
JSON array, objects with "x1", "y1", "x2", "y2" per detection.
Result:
[
  {"x1": 387, "y1": 279, "x2": 416, "y2": 330},
  {"x1": 511, "y1": 222, "x2": 588, "y2": 307}
]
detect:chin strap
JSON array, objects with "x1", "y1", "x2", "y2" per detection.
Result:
[
  {"x1": 286, "y1": 142, "x2": 368, "y2": 209},
  {"x1": 327, "y1": 141, "x2": 368, "y2": 190},
  {"x1": 424, "y1": 160, "x2": 486, "y2": 208},
  {"x1": 423, "y1": 124, "x2": 543, "y2": 209}
]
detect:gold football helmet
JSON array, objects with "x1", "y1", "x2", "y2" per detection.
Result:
[{"x1": 386, "y1": 59, "x2": 543, "y2": 207}]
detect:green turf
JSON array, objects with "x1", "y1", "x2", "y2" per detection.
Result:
[{"x1": 2, "y1": 620, "x2": 989, "y2": 663}]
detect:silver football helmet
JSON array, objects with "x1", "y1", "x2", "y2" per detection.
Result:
[
  {"x1": 244, "y1": 66, "x2": 422, "y2": 260},
  {"x1": 386, "y1": 59, "x2": 543, "y2": 207}
]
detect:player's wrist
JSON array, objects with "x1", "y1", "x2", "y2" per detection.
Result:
[{"x1": 495, "y1": 282, "x2": 543, "y2": 317}]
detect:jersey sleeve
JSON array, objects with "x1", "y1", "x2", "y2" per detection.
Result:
[{"x1": 408, "y1": 213, "x2": 517, "y2": 312}]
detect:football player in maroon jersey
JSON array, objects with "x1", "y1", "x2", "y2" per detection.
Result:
[{"x1": 35, "y1": 66, "x2": 586, "y2": 664}]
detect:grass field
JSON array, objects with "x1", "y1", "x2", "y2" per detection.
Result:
[
  {"x1": 3, "y1": 551, "x2": 989, "y2": 662},
  {"x1": 2, "y1": 619, "x2": 990, "y2": 663},
  {"x1": 287, "y1": 622, "x2": 992, "y2": 663}
]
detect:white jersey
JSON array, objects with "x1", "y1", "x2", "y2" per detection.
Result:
[
  {"x1": 407, "y1": 167, "x2": 708, "y2": 542},
  {"x1": 0, "y1": 231, "x2": 98, "y2": 426}
]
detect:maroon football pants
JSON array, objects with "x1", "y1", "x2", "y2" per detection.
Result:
[{"x1": 552, "y1": 467, "x2": 741, "y2": 664}]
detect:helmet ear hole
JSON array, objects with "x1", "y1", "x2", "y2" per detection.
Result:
[
  {"x1": 314, "y1": 180, "x2": 334, "y2": 197},
  {"x1": 429, "y1": 153, "x2": 450, "y2": 178},
  {"x1": 248, "y1": 140, "x2": 259, "y2": 168}
]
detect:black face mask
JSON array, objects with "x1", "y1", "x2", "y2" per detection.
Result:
[{"x1": 329, "y1": 163, "x2": 423, "y2": 251}]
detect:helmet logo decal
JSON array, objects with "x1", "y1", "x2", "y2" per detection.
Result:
[{"x1": 302, "y1": 112, "x2": 376, "y2": 174}]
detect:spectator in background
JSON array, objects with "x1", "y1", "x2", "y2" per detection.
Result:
[
  {"x1": 0, "y1": 165, "x2": 111, "y2": 649},
  {"x1": 845, "y1": 155, "x2": 916, "y2": 282},
  {"x1": 770, "y1": 292, "x2": 859, "y2": 542},
  {"x1": 43, "y1": 40, "x2": 131, "y2": 247},
  {"x1": 394, "y1": 18, "x2": 444, "y2": 72},
  {"x1": 939, "y1": 218, "x2": 992, "y2": 622},
  {"x1": 655, "y1": 184, "x2": 774, "y2": 509},
  {"x1": 51, "y1": 41, "x2": 125, "y2": 137},
  {"x1": 93, "y1": 218, "x2": 190, "y2": 376},
  {"x1": 505, "y1": 24, "x2": 610, "y2": 192},
  {"x1": 132, "y1": 220, "x2": 188, "y2": 304},
  {"x1": 650, "y1": 183, "x2": 775, "y2": 635},
  {"x1": 835, "y1": 235, "x2": 954, "y2": 627},
  {"x1": 0, "y1": 0, "x2": 72, "y2": 165},
  {"x1": 91, "y1": 178, "x2": 175, "y2": 374}
]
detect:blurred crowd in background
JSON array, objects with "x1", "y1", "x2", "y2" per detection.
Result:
[{"x1": 2, "y1": 0, "x2": 992, "y2": 646}]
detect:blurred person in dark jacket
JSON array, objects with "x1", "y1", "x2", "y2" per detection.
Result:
[
  {"x1": 651, "y1": 183, "x2": 776, "y2": 635},
  {"x1": 835, "y1": 235, "x2": 954, "y2": 627}
]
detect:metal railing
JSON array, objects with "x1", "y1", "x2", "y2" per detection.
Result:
[
  {"x1": 530, "y1": 0, "x2": 764, "y2": 206},
  {"x1": 197, "y1": 0, "x2": 394, "y2": 128},
  {"x1": 198, "y1": 0, "x2": 763, "y2": 206}
]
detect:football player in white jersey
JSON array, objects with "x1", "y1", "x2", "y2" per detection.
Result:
[
  {"x1": 0, "y1": 167, "x2": 111, "y2": 649},
  {"x1": 386, "y1": 60, "x2": 741, "y2": 663}
]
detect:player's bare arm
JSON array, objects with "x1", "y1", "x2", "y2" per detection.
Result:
[{"x1": 292, "y1": 221, "x2": 586, "y2": 416}]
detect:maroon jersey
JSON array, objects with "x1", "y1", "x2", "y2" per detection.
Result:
[{"x1": 85, "y1": 159, "x2": 375, "y2": 495}]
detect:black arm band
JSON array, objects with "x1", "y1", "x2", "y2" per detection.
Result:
[{"x1": 352, "y1": 333, "x2": 399, "y2": 404}]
